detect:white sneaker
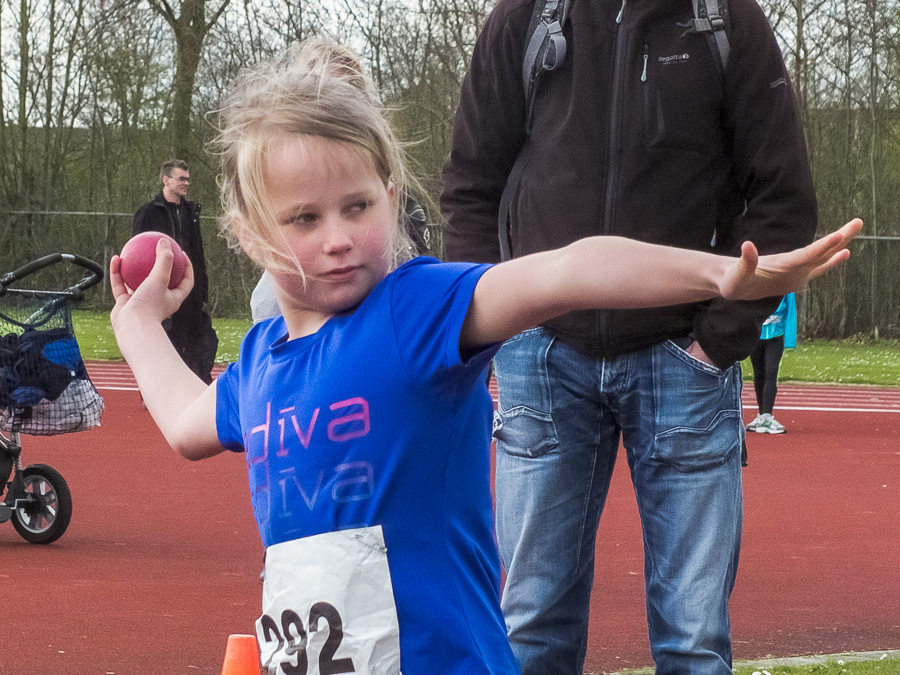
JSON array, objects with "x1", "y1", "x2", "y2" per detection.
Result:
[
  {"x1": 754, "y1": 413, "x2": 786, "y2": 434},
  {"x1": 745, "y1": 414, "x2": 764, "y2": 431}
]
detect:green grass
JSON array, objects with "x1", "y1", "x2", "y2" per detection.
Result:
[
  {"x1": 207, "y1": 317, "x2": 254, "y2": 363},
  {"x1": 71, "y1": 311, "x2": 129, "y2": 361},
  {"x1": 605, "y1": 652, "x2": 900, "y2": 675},
  {"x1": 739, "y1": 338, "x2": 900, "y2": 387},
  {"x1": 75, "y1": 310, "x2": 900, "y2": 387},
  {"x1": 733, "y1": 656, "x2": 900, "y2": 675},
  {"x1": 73, "y1": 310, "x2": 252, "y2": 363}
]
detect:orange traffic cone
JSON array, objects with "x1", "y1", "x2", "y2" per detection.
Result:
[{"x1": 221, "y1": 633, "x2": 260, "y2": 675}]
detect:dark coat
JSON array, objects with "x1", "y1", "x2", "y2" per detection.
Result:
[
  {"x1": 132, "y1": 192, "x2": 218, "y2": 382},
  {"x1": 441, "y1": 0, "x2": 818, "y2": 368},
  {"x1": 132, "y1": 192, "x2": 210, "y2": 306}
]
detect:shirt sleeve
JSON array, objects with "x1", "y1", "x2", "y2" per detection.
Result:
[
  {"x1": 784, "y1": 293, "x2": 798, "y2": 349},
  {"x1": 215, "y1": 361, "x2": 245, "y2": 453},
  {"x1": 388, "y1": 259, "x2": 497, "y2": 384}
]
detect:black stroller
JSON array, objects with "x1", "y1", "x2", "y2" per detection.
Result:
[{"x1": 0, "y1": 253, "x2": 104, "y2": 544}]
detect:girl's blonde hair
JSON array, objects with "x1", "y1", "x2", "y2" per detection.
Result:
[{"x1": 214, "y1": 38, "x2": 411, "y2": 277}]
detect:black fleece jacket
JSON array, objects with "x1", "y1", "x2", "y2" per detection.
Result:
[{"x1": 441, "y1": 0, "x2": 817, "y2": 368}]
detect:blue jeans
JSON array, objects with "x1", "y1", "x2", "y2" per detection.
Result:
[{"x1": 493, "y1": 328, "x2": 743, "y2": 675}]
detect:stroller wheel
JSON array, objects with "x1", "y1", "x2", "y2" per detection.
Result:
[{"x1": 12, "y1": 464, "x2": 72, "y2": 544}]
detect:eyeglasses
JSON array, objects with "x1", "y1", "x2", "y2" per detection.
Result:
[{"x1": 167, "y1": 175, "x2": 190, "y2": 183}]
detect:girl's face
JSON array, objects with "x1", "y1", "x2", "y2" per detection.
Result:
[{"x1": 261, "y1": 136, "x2": 396, "y2": 335}]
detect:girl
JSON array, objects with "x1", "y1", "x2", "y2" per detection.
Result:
[{"x1": 109, "y1": 39, "x2": 861, "y2": 675}]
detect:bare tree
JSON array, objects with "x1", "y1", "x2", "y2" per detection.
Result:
[
  {"x1": 0, "y1": 1, "x2": 7, "y2": 200},
  {"x1": 146, "y1": 0, "x2": 231, "y2": 161},
  {"x1": 16, "y1": 0, "x2": 33, "y2": 202}
]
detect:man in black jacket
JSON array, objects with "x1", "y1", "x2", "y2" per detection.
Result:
[
  {"x1": 133, "y1": 160, "x2": 218, "y2": 384},
  {"x1": 441, "y1": 1, "x2": 817, "y2": 673}
]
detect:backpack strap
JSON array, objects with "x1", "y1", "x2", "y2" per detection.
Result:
[
  {"x1": 689, "y1": 0, "x2": 730, "y2": 75},
  {"x1": 522, "y1": 0, "x2": 569, "y2": 131},
  {"x1": 498, "y1": 0, "x2": 570, "y2": 261}
]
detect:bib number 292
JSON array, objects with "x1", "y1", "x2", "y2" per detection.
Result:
[
  {"x1": 260, "y1": 603, "x2": 355, "y2": 675},
  {"x1": 258, "y1": 526, "x2": 400, "y2": 674}
]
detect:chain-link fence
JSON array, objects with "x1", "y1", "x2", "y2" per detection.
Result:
[
  {"x1": 1, "y1": 211, "x2": 897, "y2": 338},
  {"x1": 0, "y1": 210, "x2": 260, "y2": 318},
  {"x1": 0, "y1": 211, "x2": 444, "y2": 320},
  {"x1": 801, "y1": 235, "x2": 900, "y2": 340}
]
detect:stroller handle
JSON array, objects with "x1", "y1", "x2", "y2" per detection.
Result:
[{"x1": 0, "y1": 253, "x2": 104, "y2": 301}]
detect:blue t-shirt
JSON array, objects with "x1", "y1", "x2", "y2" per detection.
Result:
[{"x1": 216, "y1": 257, "x2": 518, "y2": 674}]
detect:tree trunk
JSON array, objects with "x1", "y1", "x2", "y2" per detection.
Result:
[
  {"x1": 17, "y1": 0, "x2": 30, "y2": 200},
  {"x1": 148, "y1": 0, "x2": 230, "y2": 162},
  {"x1": 170, "y1": 0, "x2": 205, "y2": 161},
  {"x1": 43, "y1": 0, "x2": 57, "y2": 212}
]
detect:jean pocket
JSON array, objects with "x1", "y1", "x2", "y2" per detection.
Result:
[
  {"x1": 653, "y1": 410, "x2": 739, "y2": 472},
  {"x1": 493, "y1": 405, "x2": 559, "y2": 458},
  {"x1": 651, "y1": 341, "x2": 741, "y2": 472},
  {"x1": 664, "y1": 338, "x2": 725, "y2": 375},
  {"x1": 493, "y1": 328, "x2": 560, "y2": 458}
]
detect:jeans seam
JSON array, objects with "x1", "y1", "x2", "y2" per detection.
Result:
[
  {"x1": 502, "y1": 325, "x2": 544, "y2": 346},
  {"x1": 577, "y1": 414, "x2": 619, "y2": 578},
  {"x1": 655, "y1": 408, "x2": 741, "y2": 440},
  {"x1": 575, "y1": 445, "x2": 598, "y2": 574},
  {"x1": 543, "y1": 332, "x2": 560, "y2": 453}
]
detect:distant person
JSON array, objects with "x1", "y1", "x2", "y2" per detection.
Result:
[
  {"x1": 747, "y1": 292, "x2": 797, "y2": 434},
  {"x1": 133, "y1": 159, "x2": 218, "y2": 383}
]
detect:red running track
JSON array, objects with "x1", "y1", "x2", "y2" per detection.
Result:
[{"x1": 1, "y1": 365, "x2": 898, "y2": 674}]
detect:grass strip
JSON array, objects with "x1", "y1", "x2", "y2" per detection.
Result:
[{"x1": 74, "y1": 310, "x2": 900, "y2": 387}]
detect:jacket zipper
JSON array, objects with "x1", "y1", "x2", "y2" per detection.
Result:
[
  {"x1": 600, "y1": 0, "x2": 630, "y2": 345},
  {"x1": 641, "y1": 43, "x2": 649, "y2": 82},
  {"x1": 603, "y1": 5, "x2": 628, "y2": 235},
  {"x1": 641, "y1": 42, "x2": 656, "y2": 148}
]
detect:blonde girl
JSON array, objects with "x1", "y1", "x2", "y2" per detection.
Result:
[{"x1": 110, "y1": 38, "x2": 860, "y2": 675}]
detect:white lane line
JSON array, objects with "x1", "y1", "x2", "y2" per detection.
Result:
[
  {"x1": 91, "y1": 365, "x2": 900, "y2": 412},
  {"x1": 765, "y1": 406, "x2": 900, "y2": 414}
]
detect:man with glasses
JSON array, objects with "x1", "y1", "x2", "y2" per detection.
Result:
[{"x1": 133, "y1": 159, "x2": 218, "y2": 383}]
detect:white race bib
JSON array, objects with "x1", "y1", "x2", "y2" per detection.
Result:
[{"x1": 257, "y1": 525, "x2": 402, "y2": 675}]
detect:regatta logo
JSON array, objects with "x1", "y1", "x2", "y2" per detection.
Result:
[{"x1": 659, "y1": 53, "x2": 690, "y2": 64}]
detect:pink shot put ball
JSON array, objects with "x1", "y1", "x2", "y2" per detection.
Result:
[{"x1": 119, "y1": 232, "x2": 187, "y2": 291}]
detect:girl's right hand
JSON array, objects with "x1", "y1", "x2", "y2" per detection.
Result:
[
  {"x1": 110, "y1": 238, "x2": 194, "y2": 331},
  {"x1": 108, "y1": 238, "x2": 221, "y2": 461}
]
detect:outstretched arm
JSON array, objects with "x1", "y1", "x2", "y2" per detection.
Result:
[
  {"x1": 461, "y1": 219, "x2": 862, "y2": 350},
  {"x1": 109, "y1": 238, "x2": 223, "y2": 461}
]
